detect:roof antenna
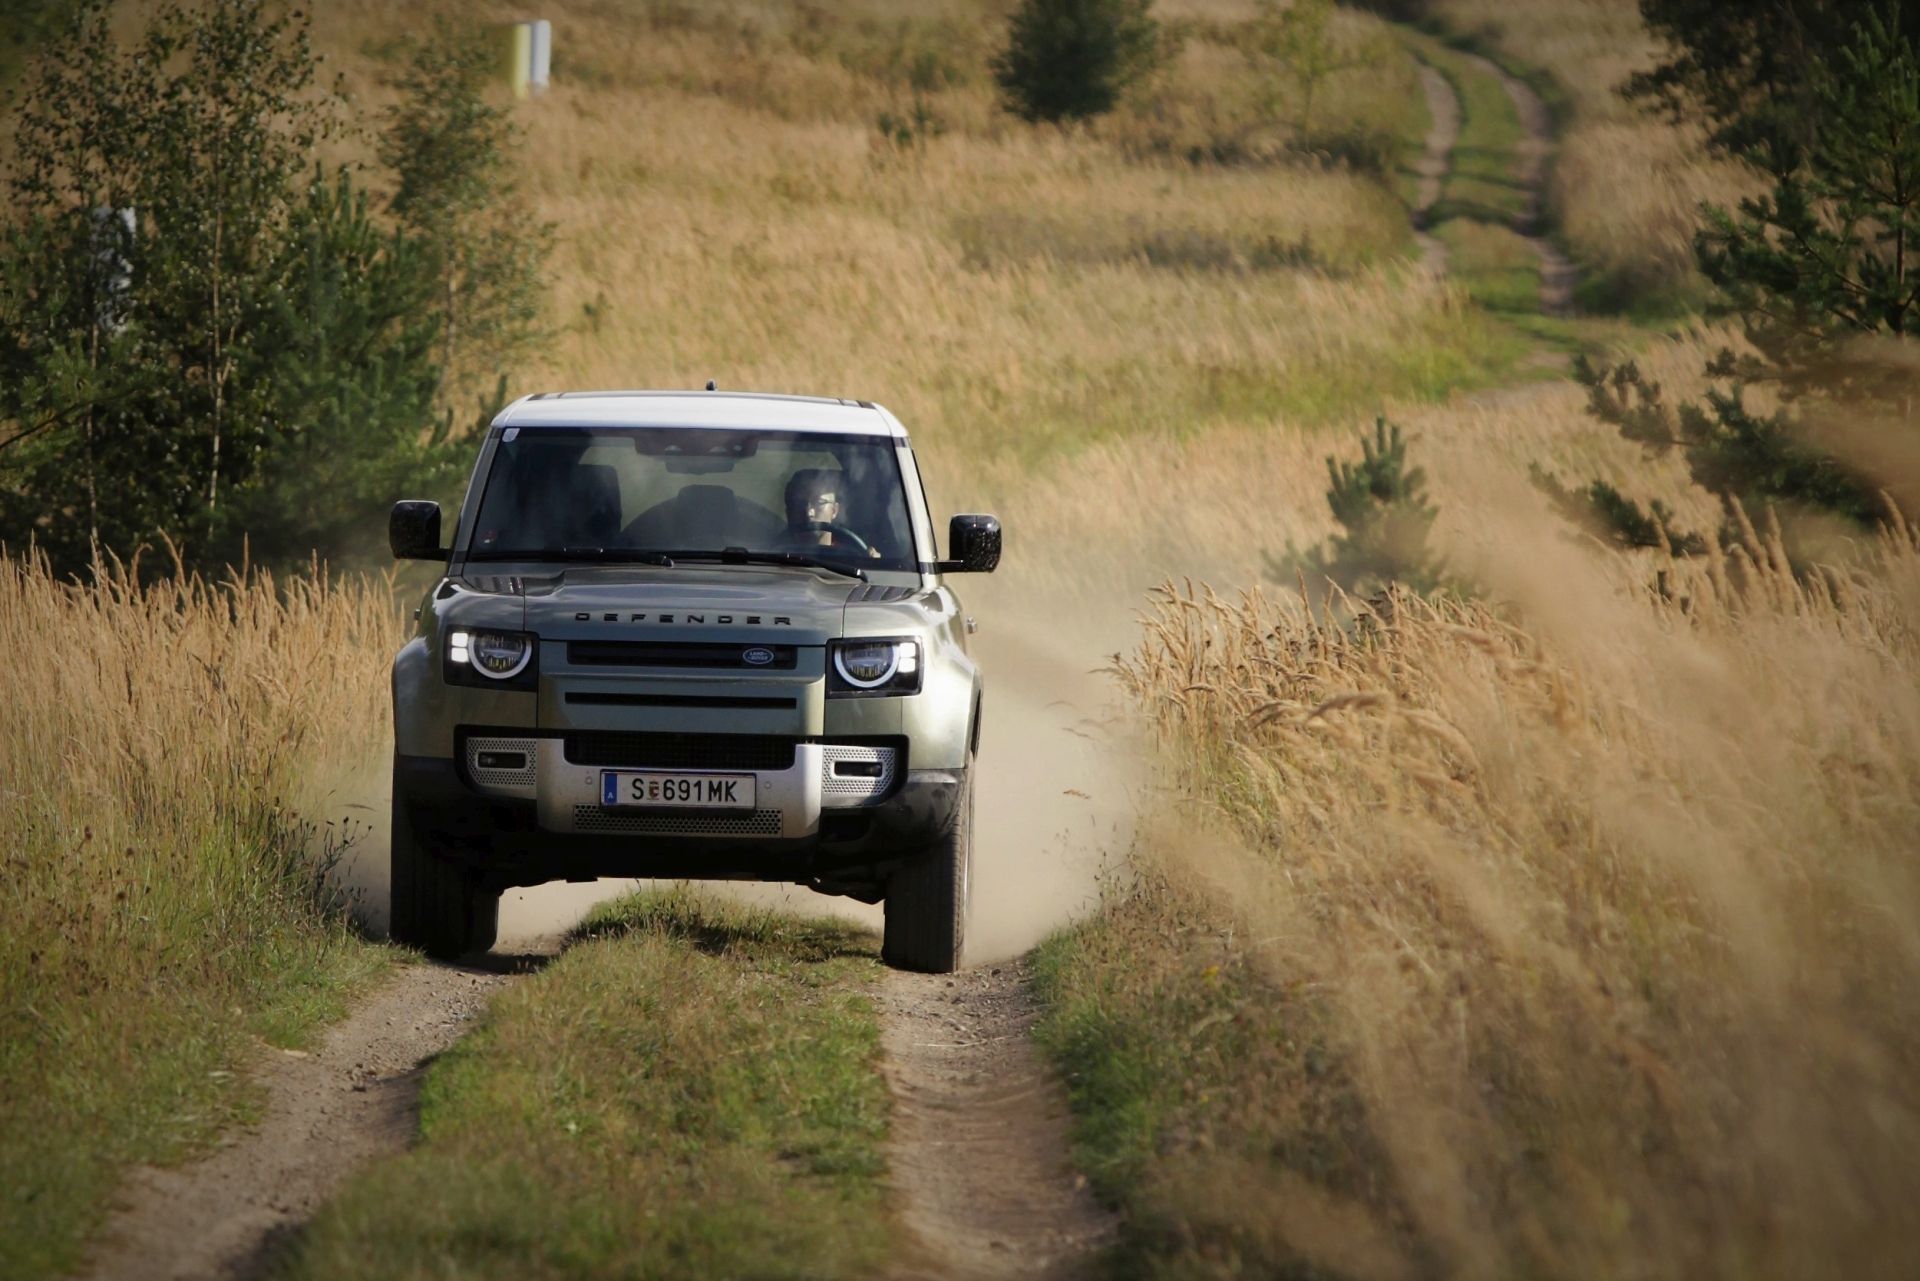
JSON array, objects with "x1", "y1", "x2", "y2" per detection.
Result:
[{"x1": 705, "y1": 379, "x2": 717, "y2": 391}]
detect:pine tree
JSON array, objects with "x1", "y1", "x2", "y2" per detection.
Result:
[
  {"x1": 1629, "y1": 0, "x2": 1920, "y2": 175},
  {"x1": 1246, "y1": 0, "x2": 1372, "y2": 137},
  {"x1": 221, "y1": 172, "x2": 459, "y2": 566},
  {"x1": 1268, "y1": 417, "x2": 1447, "y2": 597},
  {"x1": 991, "y1": 0, "x2": 1162, "y2": 125},
  {"x1": 0, "y1": 0, "x2": 464, "y2": 573},
  {"x1": 1542, "y1": 7, "x2": 1919, "y2": 555}
]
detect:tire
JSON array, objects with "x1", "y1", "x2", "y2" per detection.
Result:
[
  {"x1": 389, "y1": 761, "x2": 499, "y2": 960},
  {"x1": 882, "y1": 766, "x2": 972, "y2": 973}
]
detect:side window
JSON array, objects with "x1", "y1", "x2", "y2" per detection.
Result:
[{"x1": 900, "y1": 445, "x2": 938, "y2": 563}]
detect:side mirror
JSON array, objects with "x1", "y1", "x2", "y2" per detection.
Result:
[
  {"x1": 939, "y1": 514, "x2": 1001, "y2": 574},
  {"x1": 389, "y1": 500, "x2": 445, "y2": 560}
]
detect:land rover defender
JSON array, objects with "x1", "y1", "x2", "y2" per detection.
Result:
[{"x1": 387, "y1": 390, "x2": 999, "y2": 973}]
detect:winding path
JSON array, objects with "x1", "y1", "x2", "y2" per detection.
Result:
[
  {"x1": 1464, "y1": 51, "x2": 1576, "y2": 316},
  {"x1": 1409, "y1": 47, "x2": 1575, "y2": 317}
]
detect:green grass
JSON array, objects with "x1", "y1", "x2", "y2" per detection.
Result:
[
  {"x1": 281, "y1": 889, "x2": 893, "y2": 1281},
  {"x1": 979, "y1": 317, "x2": 1543, "y2": 470},
  {"x1": 0, "y1": 558, "x2": 408, "y2": 1281},
  {"x1": 1032, "y1": 882, "x2": 1413, "y2": 1279},
  {"x1": 1405, "y1": 33, "x2": 1532, "y2": 231},
  {"x1": 0, "y1": 821, "x2": 389, "y2": 1281},
  {"x1": 1434, "y1": 219, "x2": 1542, "y2": 314},
  {"x1": 1572, "y1": 269, "x2": 1715, "y2": 326}
]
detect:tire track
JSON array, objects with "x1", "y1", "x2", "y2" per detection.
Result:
[
  {"x1": 73, "y1": 950, "x2": 548, "y2": 1281},
  {"x1": 1412, "y1": 63, "x2": 1461, "y2": 276},
  {"x1": 878, "y1": 963, "x2": 1116, "y2": 1281},
  {"x1": 1459, "y1": 50, "x2": 1576, "y2": 316}
]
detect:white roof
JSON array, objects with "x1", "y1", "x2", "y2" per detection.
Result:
[{"x1": 494, "y1": 391, "x2": 901, "y2": 437}]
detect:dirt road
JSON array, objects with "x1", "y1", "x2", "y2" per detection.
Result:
[
  {"x1": 75, "y1": 952, "x2": 543, "y2": 1281},
  {"x1": 877, "y1": 963, "x2": 1116, "y2": 1280},
  {"x1": 1409, "y1": 46, "x2": 1575, "y2": 316},
  {"x1": 66, "y1": 34, "x2": 1580, "y2": 1279}
]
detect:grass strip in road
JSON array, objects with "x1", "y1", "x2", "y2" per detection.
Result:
[
  {"x1": 284, "y1": 889, "x2": 891, "y2": 1281},
  {"x1": 1432, "y1": 219, "x2": 1543, "y2": 316},
  {"x1": 1032, "y1": 883, "x2": 1414, "y2": 1280},
  {"x1": 1428, "y1": 217, "x2": 1690, "y2": 361},
  {"x1": 1406, "y1": 33, "x2": 1530, "y2": 231}
]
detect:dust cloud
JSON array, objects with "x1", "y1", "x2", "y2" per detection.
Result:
[{"x1": 963, "y1": 614, "x2": 1145, "y2": 960}]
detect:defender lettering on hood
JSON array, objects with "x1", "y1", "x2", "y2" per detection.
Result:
[{"x1": 572, "y1": 612, "x2": 792, "y2": 625}]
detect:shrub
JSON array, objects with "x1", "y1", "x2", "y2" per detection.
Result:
[
  {"x1": 1267, "y1": 416, "x2": 1447, "y2": 596},
  {"x1": 1246, "y1": 0, "x2": 1378, "y2": 136},
  {"x1": 991, "y1": 0, "x2": 1161, "y2": 124}
]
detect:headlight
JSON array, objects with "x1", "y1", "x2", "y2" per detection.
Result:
[
  {"x1": 445, "y1": 629, "x2": 538, "y2": 689},
  {"x1": 828, "y1": 639, "x2": 921, "y2": 697}
]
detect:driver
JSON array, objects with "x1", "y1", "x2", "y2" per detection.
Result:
[{"x1": 782, "y1": 469, "x2": 881, "y2": 558}]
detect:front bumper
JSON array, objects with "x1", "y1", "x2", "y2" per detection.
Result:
[{"x1": 394, "y1": 750, "x2": 962, "y2": 896}]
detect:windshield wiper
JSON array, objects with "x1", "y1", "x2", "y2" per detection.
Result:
[
  {"x1": 677, "y1": 548, "x2": 868, "y2": 582},
  {"x1": 469, "y1": 547, "x2": 675, "y2": 566}
]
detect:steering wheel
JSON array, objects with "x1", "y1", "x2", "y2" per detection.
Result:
[{"x1": 800, "y1": 521, "x2": 874, "y2": 556}]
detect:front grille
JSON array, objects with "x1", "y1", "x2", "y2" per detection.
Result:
[
  {"x1": 567, "y1": 641, "x2": 799, "y2": 669},
  {"x1": 563, "y1": 732, "x2": 796, "y2": 771},
  {"x1": 572, "y1": 806, "x2": 784, "y2": 836},
  {"x1": 564, "y1": 692, "x2": 796, "y2": 710}
]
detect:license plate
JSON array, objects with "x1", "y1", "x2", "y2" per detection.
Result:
[{"x1": 600, "y1": 770, "x2": 756, "y2": 810}]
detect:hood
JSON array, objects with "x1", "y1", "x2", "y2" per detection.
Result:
[{"x1": 516, "y1": 565, "x2": 860, "y2": 645}]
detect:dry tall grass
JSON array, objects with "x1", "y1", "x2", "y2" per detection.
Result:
[
  {"x1": 1090, "y1": 508, "x2": 1920, "y2": 1275},
  {"x1": 971, "y1": 325, "x2": 1727, "y2": 627},
  {"x1": 0, "y1": 550, "x2": 398, "y2": 1276},
  {"x1": 302, "y1": 0, "x2": 1526, "y2": 487}
]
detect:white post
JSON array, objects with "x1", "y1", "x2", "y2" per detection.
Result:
[{"x1": 530, "y1": 19, "x2": 552, "y2": 94}]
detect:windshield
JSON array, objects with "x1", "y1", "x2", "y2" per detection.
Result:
[{"x1": 465, "y1": 427, "x2": 919, "y2": 572}]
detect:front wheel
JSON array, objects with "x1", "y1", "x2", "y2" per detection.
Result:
[
  {"x1": 389, "y1": 762, "x2": 499, "y2": 960},
  {"x1": 882, "y1": 768, "x2": 971, "y2": 973}
]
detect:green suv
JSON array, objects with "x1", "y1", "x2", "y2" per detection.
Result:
[{"x1": 387, "y1": 390, "x2": 999, "y2": 972}]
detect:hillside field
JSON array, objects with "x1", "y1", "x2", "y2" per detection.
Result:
[{"x1": 4, "y1": 2, "x2": 1917, "y2": 1278}]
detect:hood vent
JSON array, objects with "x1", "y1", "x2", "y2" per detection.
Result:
[
  {"x1": 848, "y1": 583, "x2": 915, "y2": 603},
  {"x1": 455, "y1": 574, "x2": 560, "y2": 597}
]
